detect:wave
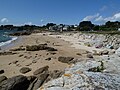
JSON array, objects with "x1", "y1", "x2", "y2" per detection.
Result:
[{"x1": 0, "y1": 36, "x2": 18, "y2": 47}]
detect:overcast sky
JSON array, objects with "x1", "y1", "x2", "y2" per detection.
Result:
[{"x1": 0, "y1": 0, "x2": 120, "y2": 25}]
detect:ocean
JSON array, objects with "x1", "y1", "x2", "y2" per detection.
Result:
[{"x1": 0, "y1": 30, "x2": 18, "y2": 47}]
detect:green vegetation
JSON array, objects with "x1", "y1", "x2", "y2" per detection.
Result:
[{"x1": 88, "y1": 61, "x2": 105, "y2": 72}]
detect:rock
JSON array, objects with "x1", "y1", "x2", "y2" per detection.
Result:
[
  {"x1": 115, "y1": 47, "x2": 120, "y2": 56},
  {"x1": 106, "y1": 44, "x2": 113, "y2": 49},
  {"x1": 20, "y1": 67, "x2": 32, "y2": 74},
  {"x1": 58, "y1": 56, "x2": 74, "y2": 63},
  {"x1": 95, "y1": 43, "x2": 103, "y2": 48},
  {"x1": 50, "y1": 70, "x2": 64, "y2": 79},
  {"x1": 45, "y1": 57, "x2": 51, "y2": 61},
  {"x1": 76, "y1": 53, "x2": 82, "y2": 56},
  {"x1": 86, "y1": 54, "x2": 93, "y2": 58},
  {"x1": 18, "y1": 54, "x2": 24, "y2": 57},
  {"x1": 28, "y1": 72, "x2": 49, "y2": 90},
  {"x1": 33, "y1": 66, "x2": 49, "y2": 75},
  {"x1": 0, "y1": 76, "x2": 7, "y2": 83},
  {"x1": 0, "y1": 51, "x2": 17, "y2": 56},
  {"x1": 10, "y1": 47, "x2": 25, "y2": 51},
  {"x1": 47, "y1": 47, "x2": 57, "y2": 51},
  {"x1": 26, "y1": 44, "x2": 47, "y2": 51},
  {"x1": 0, "y1": 70, "x2": 4, "y2": 74},
  {"x1": 12, "y1": 60, "x2": 18, "y2": 64},
  {"x1": 32, "y1": 60, "x2": 37, "y2": 63},
  {"x1": 99, "y1": 50, "x2": 109, "y2": 55},
  {"x1": 9, "y1": 31, "x2": 31, "y2": 36},
  {"x1": 0, "y1": 75, "x2": 30, "y2": 90},
  {"x1": 27, "y1": 76, "x2": 36, "y2": 83},
  {"x1": 38, "y1": 60, "x2": 120, "y2": 90}
]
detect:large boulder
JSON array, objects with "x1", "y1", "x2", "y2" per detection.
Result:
[
  {"x1": 33, "y1": 66, "x2": 49, "y2": 75},
  {"x1": 20, "y1": 67, "x2": 32, "y2": 74},
  {"x1": 26, "y1": 44, "x2": 47, "y2": 51},
  {"x1": 27, "y1": 72, "x2": 49, "y2": 90},
  {"x1": 58, "y1": 57, "x2": 74, "y2": 63},
  {"x1": 0, "y1": 75, "x2": 30, "y2": 90}
]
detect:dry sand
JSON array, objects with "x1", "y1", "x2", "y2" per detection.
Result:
[{"x1": 0, "y1": 32, "x2": 88, "y2": 78}]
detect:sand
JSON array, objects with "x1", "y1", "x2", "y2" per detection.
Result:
[{"x1": 0, "y1": 32, "x2": 88, "y2": 78}]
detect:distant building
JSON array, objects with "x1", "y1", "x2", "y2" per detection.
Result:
[
  {"x1": 118, "y1": 28, "x2": 120, "y2": 31},
  {"x1": 63, "y1": 25, "x2": 70, "y2": 31},
  {"x1": 49, "y1": 24, "x2": 70, "y2": 32}
]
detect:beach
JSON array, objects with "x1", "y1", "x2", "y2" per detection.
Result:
[
  {"x1": 1, "y1": 32, "x2": 120, "y2": 90},
  {"x1": 0, "y1": 32, "x2": 88, "y2": 78}
]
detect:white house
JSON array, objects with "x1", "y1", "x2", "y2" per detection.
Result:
[{"x1": 118, "y1": 28, "x2": 120, "y2": 31}]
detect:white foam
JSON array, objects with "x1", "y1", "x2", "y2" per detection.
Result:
[{"x1": 0, "y1": 36, "x2": 18, "y2": 47}]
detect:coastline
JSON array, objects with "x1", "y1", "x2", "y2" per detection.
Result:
[
  {"x1": 0, "y1": 32, "x2": 120, "y2": 90},
  {"x1": 0, "y1": 36, "x2": 21, "y2": 51}
]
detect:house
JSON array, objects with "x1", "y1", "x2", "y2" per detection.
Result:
[
  {"x1": 63, "y1": 25, "x2": 70, "y2": 31},
  {"x1": 118, "y1": 28, "x2": 120, "y2": 31}
]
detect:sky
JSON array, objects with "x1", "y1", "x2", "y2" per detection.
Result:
[{"x1": 0, "y1": 0, "x2": 120, "y2": 26}]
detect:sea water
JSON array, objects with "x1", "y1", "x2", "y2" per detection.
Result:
[{"x1": 0, "y1": 30, "x2": 18, "y2": 47}]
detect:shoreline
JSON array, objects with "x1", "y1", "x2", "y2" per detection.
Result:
[{"x1": 0, "y1": 36, "x2": 20, "y2": 51}]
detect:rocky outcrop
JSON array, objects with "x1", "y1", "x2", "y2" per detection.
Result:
[
  {"x1": 33, "y1": 66, "x2": 49, "y2": 75},
  {"x1": 0, "y1": 75, "x2": 30, "y2": 90},
  {"x1": 38, "y1": 60, "x2": 120, "y2": 90},
  {"x1": 9, "y1": 31, "x2": 31, "y2": 36},
  {"x1": 26, "y1": 44, "x2": 57, "y2": 51}
]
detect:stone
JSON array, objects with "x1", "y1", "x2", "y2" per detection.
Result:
[
  {"x1": 0, "y1": 76, "x2": 7, "y2": 83},
  {"x1": 10, "y1": 47, "x2": 25, "y2": 51},
  {"x1": 26, "y1": 44, "x2": 47, "y2": 51},
  {"x1": 0, "y1": 70, "x2": 4, "y2": 74},
  {"x1": 33, "y1": 66, "x2": 49, "y2": 75},
  {"x1": 28, "y1": 72, "x2": 49, "y2": 90},
  {"x1": 47, "y1": 47, "x2": 57, "y2": 51},
  {"x1": 86, "y1": 54, "x2": 93, "y2": 58},
  {"x1": 95, "y1": 43, "x2": 103, "y2": 48},
  {"x1": 12, "y1": 60, "x2": 18, "y2": 64},
  {"x1": 58, "y1": 56, "x2": 74, "y2": 63},
  {"x1": 45, "y1": 57, "x2": 51, "y2": 61},
  {"x1": 32, "y1": 60, "x2": 37, "y2": 63},
  {"x1": 0, "y1": 75, "x2": 30, "y2": 90},
  {"x1": 9, "y1": 31, "x2": 31, "y2": 36},
  {"x1": 0, "y1": 51, "x2": 17, "y2": 56},
  {"x1": 102, "y1": 50, "x2": 109, "y2": 55},
  {"x1": 20, "y1": 67, "x2": 32, "y2": 74},
  {"x1": 115, "y1": 47, "x2": 120, "y2": 56},
  {"x1": 38, "y1": 60, "x2": 120, "y2": 90},
  {"x1": 50, "y1": 70, "x2": 64, "y2": 79},
  {"x1": 27, "y1": 76, "x2": 36, "y2": 83}
]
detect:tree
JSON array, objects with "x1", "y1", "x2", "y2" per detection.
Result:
[
  {"x1": 79, "y1": 21, "x2": 94, "y2": 31},
  {"x1": 46, "y1": 23, "x2": 56, "y2": 29}
]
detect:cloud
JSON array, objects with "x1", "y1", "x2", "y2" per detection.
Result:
[
  {"x1": 82, "y1": 12, "x2": 120, "y2": 24},
  {"x1": 1, "y1": 18, "x2": 9, "y2": 23},
  {"x1": 82, "y1": 13, "x2": 99, "y2": 21},
  {"x1": 24, "y1": 22, "x2": 32, "y2": 25},
  {"x1": 41, "y1": 19, "x2": 43, "y2": 22},
  {"x1": 100, "y1": 5, "x2": 108, "y2": 11}
]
